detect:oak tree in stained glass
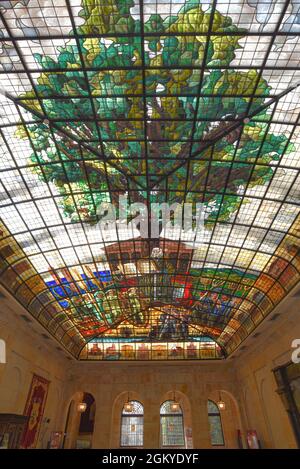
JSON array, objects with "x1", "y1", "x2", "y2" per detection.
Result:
[{"x1": 16, "y1": 0, "x2": 294, "y2": 227}]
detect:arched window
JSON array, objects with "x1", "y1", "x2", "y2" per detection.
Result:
[
  {"x1": 160, "y1": 400, "x2": 185, "y2": 448},
  {"x1": 120, "y1": 401, "x2": 143, "y2": 447},
  {"x1": 207, "y1": 400, "x2": 224, "y2": 446}
]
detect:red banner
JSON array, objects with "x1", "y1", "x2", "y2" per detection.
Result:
[{"x1": 21, "y1": 374, "x2": 50, "y2": 449}]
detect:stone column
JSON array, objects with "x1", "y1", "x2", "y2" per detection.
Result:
[
  {"x1": 64, "y1": 403, "x2": 81, "y2": 449},
  {"x1": 91, "y1": 390, "x2": 112, "y2": 448},
  {"x1": 143, "y1": 392, "x2": 161, "y2": 449},
  {"x1": 190, "y1": 397, "x2": 211, "y2": 449}
]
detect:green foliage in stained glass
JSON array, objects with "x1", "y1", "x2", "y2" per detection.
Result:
[{"x1": 16, "y1": 0, "x2": 294, "y2": 225}]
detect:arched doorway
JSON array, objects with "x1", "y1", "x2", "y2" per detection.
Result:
[
  {"x1": 76, "y1": 393, "x2": 96, "y2": 448},
  {"x1": 63, "y1": 392, "x2": 96, "y2": 449}
]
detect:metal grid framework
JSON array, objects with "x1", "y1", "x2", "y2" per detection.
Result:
[{"x1": 0, "y1": 0, "x2": 300, "y2": 360}]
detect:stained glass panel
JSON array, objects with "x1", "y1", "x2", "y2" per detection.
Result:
[
  {"x1": 121, "y1": 400, "x2": 144, "y2": 447},
  {"x1": 160, "y1": 400, "x2": 185, "y2": 447},
  {"x1": 0, "y1": 0, "x2": 299, "y2": 359},
  {"x1": 207, "y1": 399, "x2": 224, "y2": 446}
]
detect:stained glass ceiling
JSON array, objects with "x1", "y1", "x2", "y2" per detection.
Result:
[{"x1": 0, "y1": 0, "x2": 300, "y2": 361}]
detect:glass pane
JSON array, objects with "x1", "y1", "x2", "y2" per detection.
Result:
[
  {"x1": 120, "y1": 416, "x2": 143, "y2": 447},
  {"x1": 208, "y1": 415, "x2": 224, "y2": 446},
  {"x1": 161, "y1": 415, "x2": 185, "y2": 447},
  {"x1": 207, "y1": 400, "x2": 220, "y2": 414}
]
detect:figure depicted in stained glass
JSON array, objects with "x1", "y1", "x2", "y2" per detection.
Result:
[
  {"x1": 124, "y1": 287, "x2": 145, "y2": 325},
  {"x1": 97, "y1": 288, "x2": 123, "y2": 325}
]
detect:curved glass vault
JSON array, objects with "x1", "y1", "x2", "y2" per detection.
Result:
[{"x1": 0, "y1": 0, "x2": 300, "y2": 360}]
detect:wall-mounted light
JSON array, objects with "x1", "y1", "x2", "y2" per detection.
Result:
[
  {"x1": 124, "y1": 402, "x2": 133, "y2": 412},
  {"x1": 217, "y1": 391, "x2": 225, "y2": 411},
  {"x1": 124, "y1": 392, "x2": 133, "y2": 412},
  {"x1": 77, "y1": 402, "x2": 87, "y2": 413},
  {"x1": 170, "y1": 401, "x2": 180, "y2": 412},
  {"x1": 170, "y1": 390, "x2": 180, "y2": 412}
]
